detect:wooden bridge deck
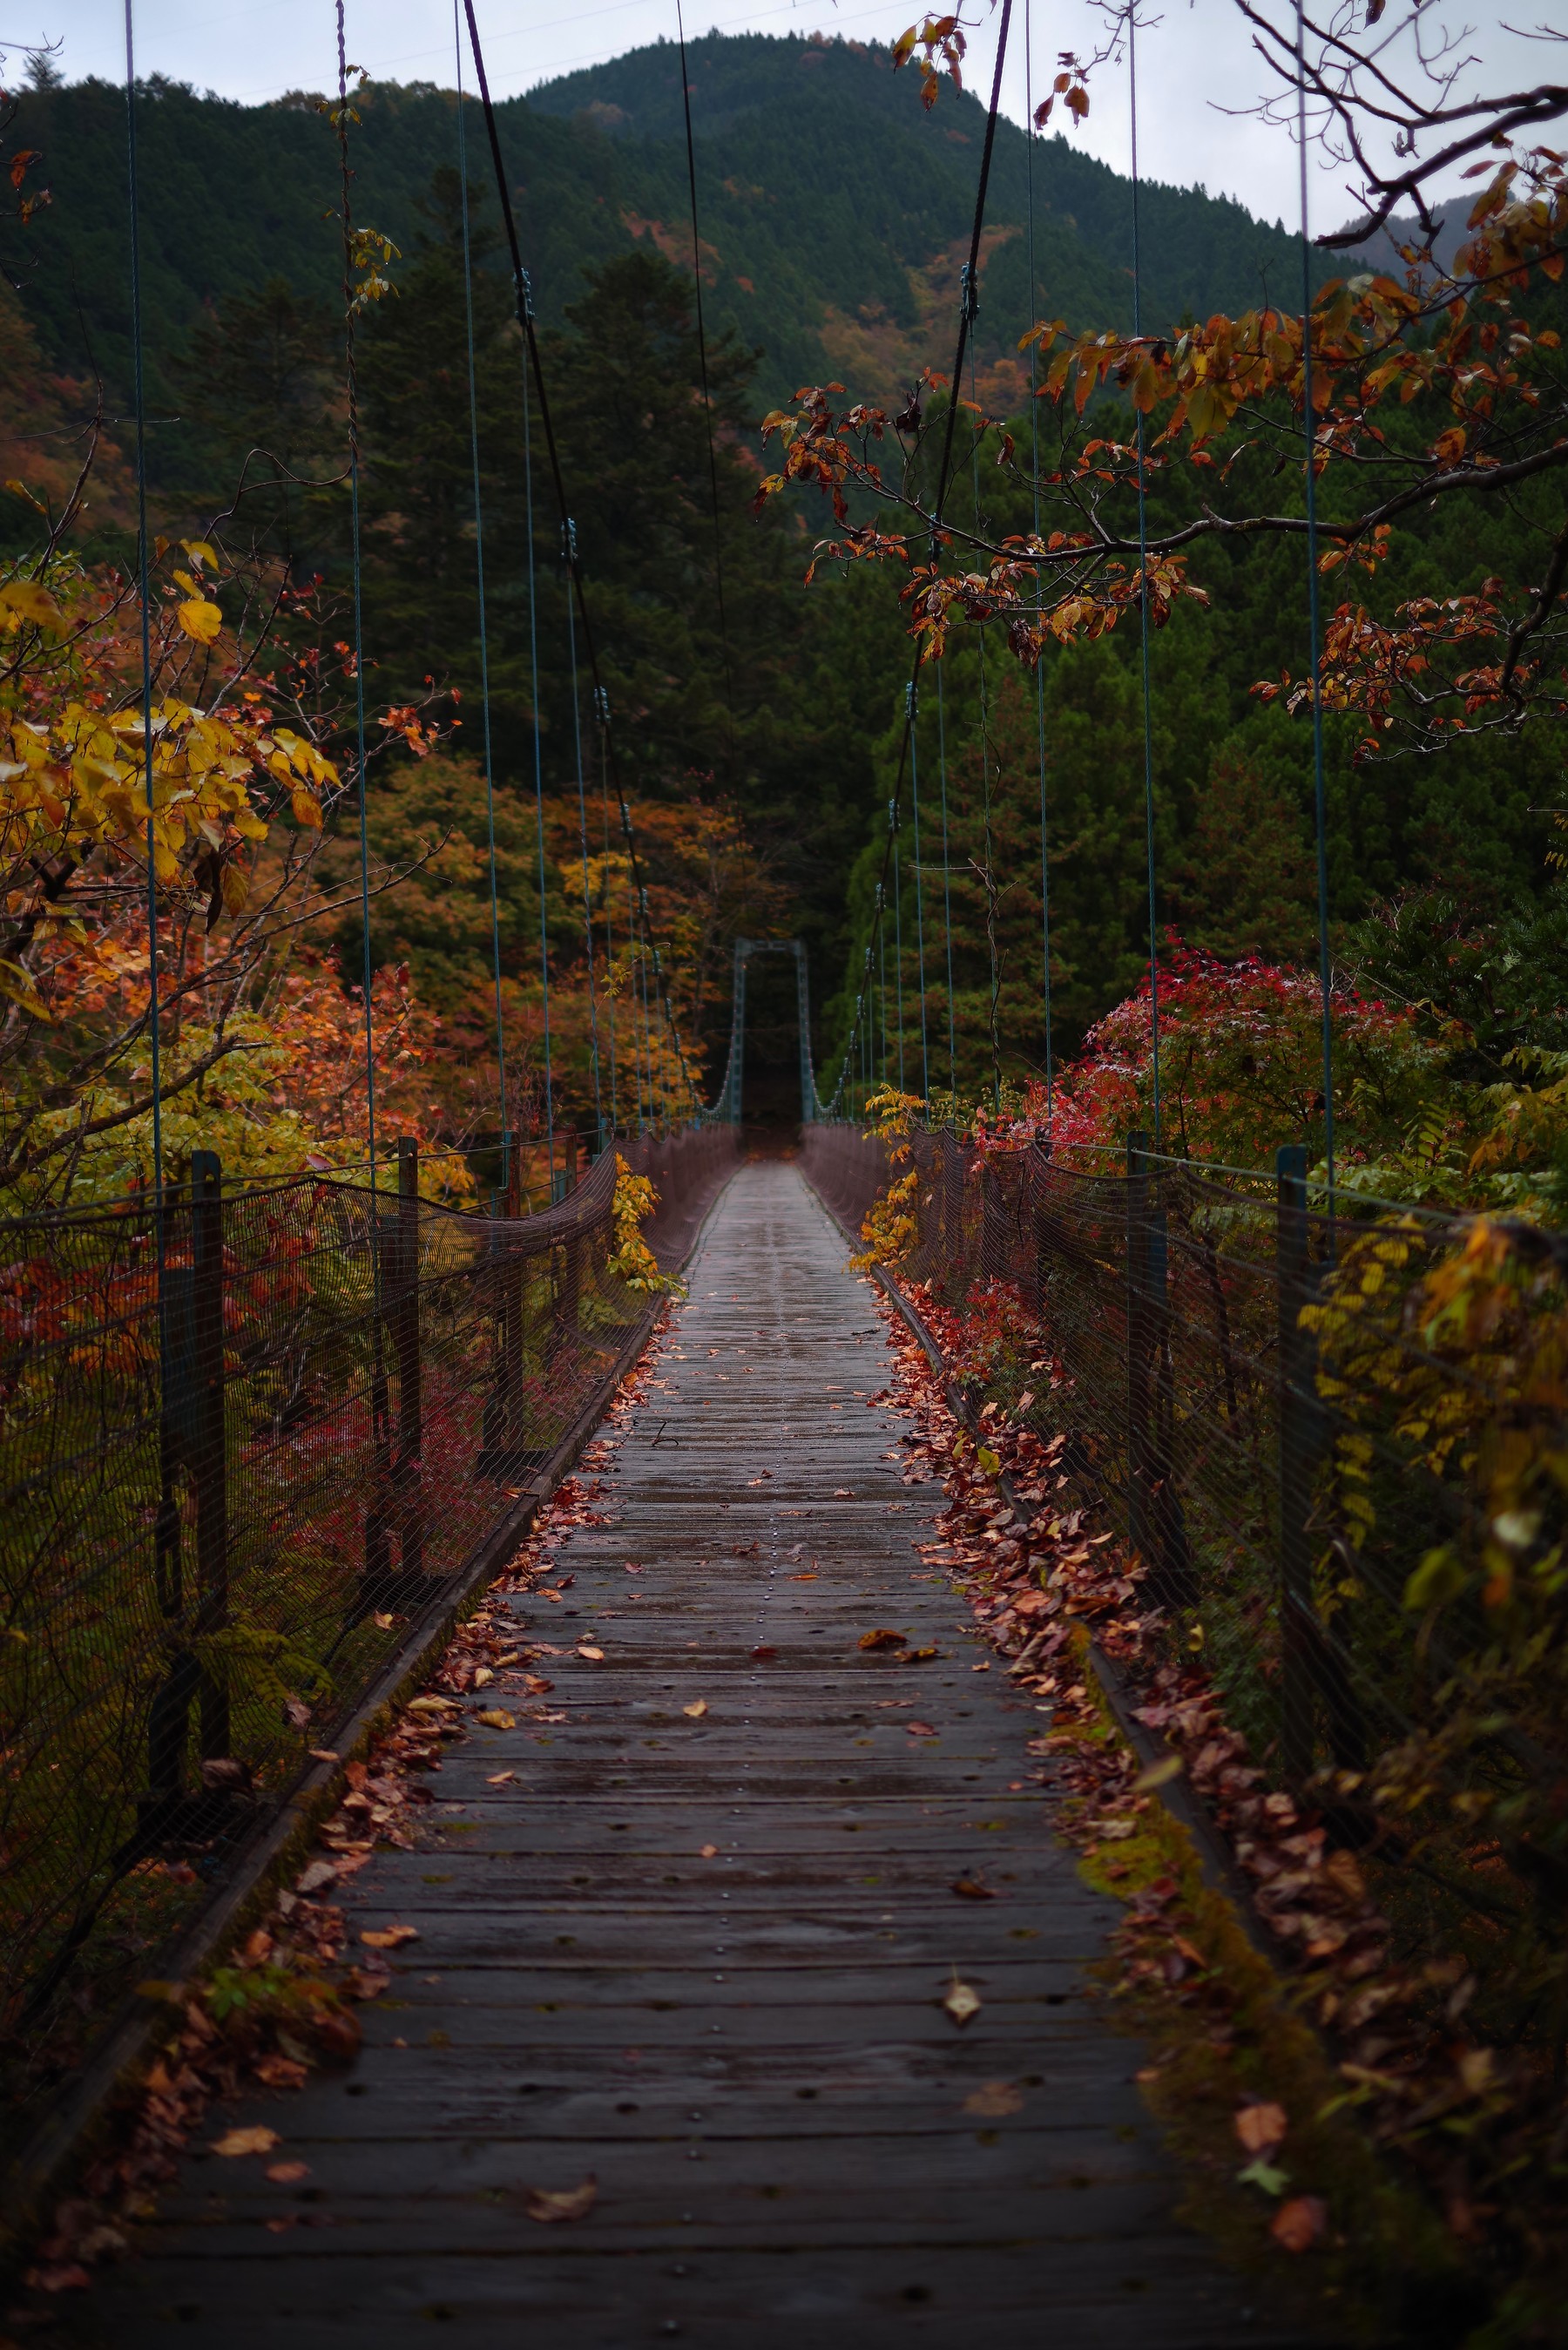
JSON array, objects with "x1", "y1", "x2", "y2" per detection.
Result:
[{"x1": 87, "y1": 1159, "x2": 1319, "y2": 2348}]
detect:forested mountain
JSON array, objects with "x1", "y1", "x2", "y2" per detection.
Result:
[
  {"x1": 3, "y1": 32, "x2": 1562, "y2": 1139},
  {"x1": 7, "y1": 32, "x2": 1301, "y2": 445}
]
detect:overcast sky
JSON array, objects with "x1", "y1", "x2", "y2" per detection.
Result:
[{"x1": 32, "y1": 1, "x2": 1550, "y2": 234}]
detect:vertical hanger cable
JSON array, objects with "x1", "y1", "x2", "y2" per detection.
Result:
[
  {"x1": 564, "y1": 556, "x2": 605, "y2": 1148},
  {"x1": 453, "y1": 7, "x2": 510, "y2": 1164},
  {"x1": 909, "y1": 683, "x2": 930, "y2": 1106},
  {"x1": 936, "y1": 662, "x2": 957, "y2": 1103},
  {"x1": 519, "y1": 295, "x2": 556, "y2": 1184},
  {"x1": 122, "y1": 1, "x2": 164, "y2": 1203},
  {"x1": 1296, "y1": 0, "x2": 1335, "y2": 1203},
  {"x1": 1129, "y1": 5, "x2": 1161, "y2": 1147},
  {"x1": 335, "y1": 2, "x2": 378, "y2": 1188},
  {"x1": 1024, "y1": 0, "x2": 1053, "y2": 1125}
]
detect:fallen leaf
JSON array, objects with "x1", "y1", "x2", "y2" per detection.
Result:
[
  {"x1": 486, "y1": 1770, "x2": 516, "y2": 1786},
  {"x1": 524, "y1": 1675, "x2": 554, "y2": 1695},
  {"x1": 699, "y1": 1844, "x2": 719, "y2": 1859},
  {"x1": 1271, "y1": 2195, "x2": 1327, "y2": 2252},
  {"x1": 523, "y1": 2174, "x2": 598, "y2": 2224},
  {"x1": 408, "y1": 1696, "x2": 459, "y2": 1715},
  {"x1": 907, "y1": 1721, "x2": 939, "y2": 1738},
  {"x1": 25, "y1": 2263, "x2": 91, "y2": 2292},
  {"x1": 859, "y1": 1628, "x2": 907, "y2": 1650},
  {"x1": 752, "y1": 1645, "x2": 776, "y2": 1661},
  {"x1": 833, "y1": 1488, "x2": 855, "y2": 1497},
  {"x1": 211, "y1": 2126, "x2": 280, "y2": 2158},
  {"x1": 475, "y1": 1708, "x2": 516, "y2": 1730},
  {"x1": 789, "y1": 1571, "x2": 819, "y2": 1581},
  {"x1": 943, "y1": 1973, "x2": 982, "y2": 2027},
  {"x1": 342, "y1": 1967, "x2": 390, "y2": 2000},
  {"x1": 963, "y1": 2080, "x2": 1024, "y2": 2116},
  {"x1": 683, "y1": 1700, "x2": 708, "y2": 1719},
  {"x1": 1234, "y1": 2102, "x2": 1288, "y2": 2159},
  {"x1": 308, "y1": 1749, "x2": 340, "y2": 1764},
  {"x1": 265, "y1": 2161, "x2": 310, "y2": 2184},
  {"x1": 361, "y1": 1924, "x2": 420, "y2": 1950},
  {"x1": 952, "y1": 1873, "x2": 996, "y2": 1900},
  {"x1": 472, "y1": 1666, "x2": 494, "y2": 1688},
  {"x1": 1237, "y1": 2157, "x2": 1291, "y2": 2196},
  {"x1": 1132, "y1": 1752, "x2": 1186, "y2": 1791},
  {"x1": 253, "y1": 2054, "x2": 309, "y2": 2090}
]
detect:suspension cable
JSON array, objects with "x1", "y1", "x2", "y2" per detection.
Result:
[
  {"x1": 908, "y1": 680, "x2": 929, "y2": 1105},
  {"x1": 875, "y1": 879, "x2": 888, "y2": 1087},
  {"x1": 673, "y1": 0, "x2": 738, "y2": 767},
  {"x1": 517, "y1": 267, "x2": 557, "y2": 1184},
  {"x1": 1024, "y1": 0, "x2": 1053, "y2": 1127},
  {"x1": 936, "y1": 660, "x2": 957, "y2": 1102},
  {"x1": 890, "y1": 790, "x2": 905, "y2": 1093},
  {"x1": 462, "y1": 0, "x2": 710, "y2": 1121},
  {"x1": 967, "y1": 299, "x2": 1001, "y2": 1112},
  {"x1": 123, "y1": 1, "x2": 164, "y2": 1203},
  {"x1": 564, "y1": 534, "x2": 605, "y2": 1148},
  {"x1": 1129, "y1": 5, "x2": 1162, "y2": 1148},
  {"x1": 626, "y1": 848, "x2": 651, "y2": 1130},
  {"x1": 825, "y1": 0, "x2": 1015, "y2": 1115},
  {"x1": 335, "y1": 3, "x2": 379, "y2": 1190},
  {"x1": 594, "y1": 694, "x2": 621, "y2": 1134},
  {"x1": 453, "y1": 1, "x2": 510, "y2": 1162},
  {"x1": 1296, "y1": 0, "x2": 1335, "y2": 1206}
]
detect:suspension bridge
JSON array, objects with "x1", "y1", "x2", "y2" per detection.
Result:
[
  {"x1": 3, "y1": 0, "x2": 1554, "y2": 2338},
  {"x1": 68, "y1": 1153, "x2": 1326, "y2": 2348}
]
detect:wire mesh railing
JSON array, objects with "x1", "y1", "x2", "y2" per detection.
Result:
[
  {"x1": 0, "y1": 1123, "x2": 735, "y2": 2126},
  {"x1": 801, "y1": 1118, "x2": 1568, "y2": 2035}
]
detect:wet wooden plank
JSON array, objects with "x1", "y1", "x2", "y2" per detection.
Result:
[{"x1": 84, "y1": 1161, "x2": 1328, "y2": 2348}]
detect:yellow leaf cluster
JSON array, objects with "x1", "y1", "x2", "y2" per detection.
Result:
[
  {"x1": 607, "y1": 1151, "x2": 670, "y2": 1295},
  {"x1": 0, "y1": 700, "x2": 336, "y2": 880}
]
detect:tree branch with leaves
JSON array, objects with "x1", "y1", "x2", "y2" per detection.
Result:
[{"x1": 758, "y1": 2, "x2": 1568, "y2": 758}]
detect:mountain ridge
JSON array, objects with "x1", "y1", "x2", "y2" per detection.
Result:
[{"x1": 6, "y1": 31, "x2": 1307, "y2": 451}]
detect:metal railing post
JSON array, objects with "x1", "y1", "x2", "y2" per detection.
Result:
[
  {"x1": 395, "y1": 1137, "x2": 423, "y2": 1577},
  {"x1": 1277, "y1": 1141, "x2": 1317, "y2": 1780},
  {"x1": 1126, "y1": 1132, "x2": 1192, "y2": 1605},
  {"x1": 1275, "y1": 1143, "x2": 1360, "y2": 1779},
  {"x1": 501, "y1": 1128, "x2": 524, "y2": 1452},
  {"x1": 980, "y1": 1153, "x2": 1004, "y2": 1287},
  {"x1": 559, "y1": 1128, "x2": 582, "y2": 1361},
  {"x1": 943, "y1": 1131, "x2": 964, "y2": 1302},
  {"x1": 1126, "y1": 1131, "x2": 1152, "y2": 1567},
  {"x1": 190, "y1": 1148, "x2": 229, "y2": 1760}
]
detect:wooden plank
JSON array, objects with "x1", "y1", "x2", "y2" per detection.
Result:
[{"x1": 84, "y1": 1162, "x2": 1333, "y2": 2347}]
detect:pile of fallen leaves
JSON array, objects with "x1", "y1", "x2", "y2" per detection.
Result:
[
  {"x1": 7, "y1": 1313, "x2": 673, "y2": 2324},
  {"x1": 876, "y1": 1276, "x2": 1567, "y2": 2326}
]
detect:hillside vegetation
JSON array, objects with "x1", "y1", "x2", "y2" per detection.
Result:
[{"x1": 7, "y1": 33, "x2": 1301, "y2": 441}]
